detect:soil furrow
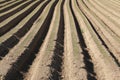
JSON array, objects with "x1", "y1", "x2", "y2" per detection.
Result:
[
  {"x1": 0, "y1": 0, "x2": 31, "y2": 17},
  {"x1": 83, "y1": 0, "x2": 120, "y2": 38},
  {"x1": 0, "y1": 0, "x2": 26, "y2": 13},
  {"x1": 24, "y1": 0, "x2": 60, "y2": 80},
  {"x1": 0, "y1": 0, "x2": 34, "y2": 22},
  {"x1": 76, "y1": 0, "x2": 120, "y2": 79},
  {"x1": 0, "y1": 0, "x2": 9, "y2": 4},
  {"x1": 77, "y1": 0, "x2": 120, "y2": 65},
  {"x1": 0, "y1": 0, "x2": 43, "y2": 36},
  {"x1": 49, "y1": 0, "x2": 64, "y2": 80},
  {"x1": 0, "y1": 0, "x2": 50, "y2": 59},
  {"x1": 92, "y1": 0, "x2": 120, "y2": 18},
  {"x1": 84, "y1": 15, "x2": 120, "y2": 67},
  {"x1": 0, "y1": 0, "x2": 58, "y2": 80},
  {"x1": 0, "y1": 0, "x2": 16, "y2": 8},
  {"x1": 0, "y1": 0, "x2": 120, "y2": 80},
  {"x1": 15, "y1": 1, "x2": 58, "y2": 79},
  {"x1": 63, "y1": 0, "x2": 89, "y2": 80},
  {"x1": 70, "y1": 0, "x2": 97, "y2": 79},
  {"x1": 100, "y1": 0, "x2": 120, "y2": 11},
  {"x1": 89, "y1": 0, "x2": 120, "y2": 24}
]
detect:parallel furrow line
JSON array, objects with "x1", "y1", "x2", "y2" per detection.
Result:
[
  {"x1": 0, "y1": 0, "x2": 49, "y2": 59},
  {"x1": 0, "y1": 0, "x2": 58, "y2": 80},
  {"x1": 0, "y1": 0, "x2": 25, "y2": 13},
  {"x1": 0, "y1": 0, "x2": 34, "y2": 22},
  {"x1": 0, "y1": 0, "x2": 43, "y2": 36}
]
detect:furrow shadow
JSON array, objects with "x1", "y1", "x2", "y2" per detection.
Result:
[
  {"x1": 0, "y1": 0, "x2": 26, "y2": 13},
  {"x1": 0, "y1": 0, "x2": 50, "y2": 59},
  {"x1": 49, "y1": 0, "x2": 65, "y2": 80},
  {"x1": 70, "y1": 0, "x2": 97, "y2": 80},
  {"x1": 0, "y1": 1, "x2": 34, "y2": 22},
  {"x1": 4, "y1": 0, "x2": 58, "y2": 80},
  {"x1": 0, "y1": 0, "x2": 43, "y2": 36},
  {"x1": 80, "y1": 0, "x2": 120, "y2": 67}
]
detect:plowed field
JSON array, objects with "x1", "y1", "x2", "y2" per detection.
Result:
[{"x1": 0, "y1": 0, "x2": 120, "y2": 80}]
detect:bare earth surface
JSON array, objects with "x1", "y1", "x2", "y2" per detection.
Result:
[{"x1": 0, "y1": 0, "x2": 120, "y2": 80}]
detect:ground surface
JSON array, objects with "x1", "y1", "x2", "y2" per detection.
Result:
[{"x1": 0, "y1": 0, "x2": 120, "y2": 80}]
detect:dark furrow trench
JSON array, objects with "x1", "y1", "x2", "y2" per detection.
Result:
[
  {"x1": 49, "y1": 0, "x2": 65, "y2": 80},
  {"x1": 83, "y1": 0, "x2": 120, "y2": 39},
  {"x1": 0, "y1": 0, "x2": 43, "y2": 36},
  {"x1": 80, "y1": 0, "x2": 120, "y2": 67},
  {"x1": 70, "y1": 0, "x2": 97, "y2": 80},
  {"x1": 0, "y1": 0, "x2": 35, "y2": 22},
  {"x1": 84, "y1": 14, "x2": 120, "y2": 67},
  {"x1": 0, "y1": 1, "x2": 16, "y2": 8},
  {"x1": 0, "y1": 0, "x2": 50, "y2": 60},
  {"x1": 4, "y1": 0, "x2": 59, "y2": 80},
  {"x1": 0, "y1": 0, "x2": 10, "y2": 4},
  {"x1": 0, "y1": 0, "x2": 26, "y2": 13}
]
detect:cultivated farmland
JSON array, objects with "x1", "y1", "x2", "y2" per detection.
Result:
[{"x1": 0, "y1": 0, "x2": 120, "y2": 80}]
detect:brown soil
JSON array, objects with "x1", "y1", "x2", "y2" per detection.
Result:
[{"x1": 0, "y1": 0, "x2": 120, "y2": 80}]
